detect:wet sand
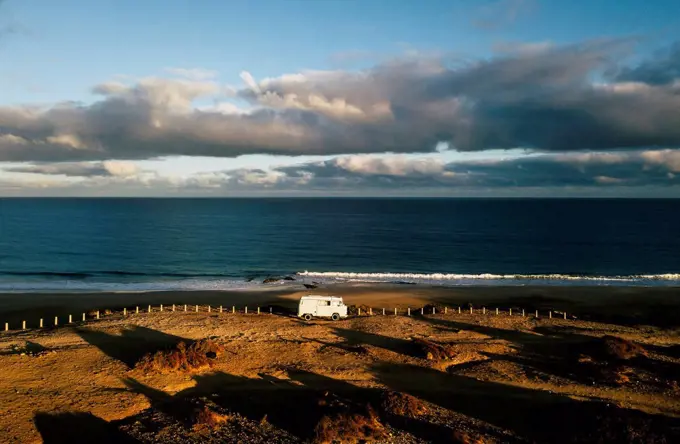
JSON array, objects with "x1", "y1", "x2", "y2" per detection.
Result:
[{"x1": 1, "y1": 284, "x2": 680, "y2": 328}]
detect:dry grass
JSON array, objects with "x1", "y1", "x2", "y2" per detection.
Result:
[
  {"x1": 192, "y1": 405, "x2": 230, "y2": 432},
  {"x1": 347, "y1": 304, "x2": 372, "y2": 316},
  {"x1": 380, "y1": 391, "x2": 427, "y2": 418},
  {"x1": 600, "y1": 335, "x2": 648, "y2": 360},
  {"x1": 573, "y1": 336, "x2": 648, "y2": 386},
  {"x1": 136, "y1": 339, "x2": 225, "y2": 373},
  {"x1": 412, "y1": 337, "x2": 456, "y2": 361},
  {"x1": 314, "y1": 406, "x2": 387, "y2": 444},
  {"x1": 421, "y1": 303, "x2": 448, "y2": 313},
  {"x1": 453, "y1": 431, "x2": 488, "y2": 444},
  {"x1": 8, "y1": 341, "x2": 49, "y2": 357}
]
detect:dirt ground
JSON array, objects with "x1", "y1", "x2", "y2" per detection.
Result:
[{"x1": 1, "y1": 296, "x2": 680, "y2": 443}]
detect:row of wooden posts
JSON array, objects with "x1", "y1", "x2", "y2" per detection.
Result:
[
  {"x1": 2, "y1": 303, "x2": 569, "y2": 332},
  {"x1": 358, "y1": 306, "x2": 567, "y2": 319}
]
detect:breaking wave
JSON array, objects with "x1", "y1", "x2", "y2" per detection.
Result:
[{"x1": 297, "y1": 271, "x2": 680, "y2": 286}]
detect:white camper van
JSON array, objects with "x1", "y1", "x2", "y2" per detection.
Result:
[{"x1": 298, "y1": 295, "x2": 348, "y2": 321}]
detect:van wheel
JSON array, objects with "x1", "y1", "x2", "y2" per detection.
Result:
[
  {"x1": 303, "y1": 314, "x2": 313, "y2": 321},
  {"x1": 331, "y1": 313, "x2": 340, "y2": 321}
]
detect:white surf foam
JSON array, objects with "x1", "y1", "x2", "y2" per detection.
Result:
[{"x1": 297, "y1": 271, "x2": 680, "y2": 285}]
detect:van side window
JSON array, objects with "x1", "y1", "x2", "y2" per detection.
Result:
[{"x1": 318, "y1": 300, "x2": 330, "y2": 306}]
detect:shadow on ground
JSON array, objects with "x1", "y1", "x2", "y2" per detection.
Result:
[
  {"x1": 115, "y1": 366, "x2": 486, "y2": 443},
  {"x1": 37, "y1": 318, "x2": 680, "y2": 443},
  {"x1": 372, "y1": 362, "x2": 680, "y2": 443},
  {"x1": 34, "y1": 411, "x2": 140, "y2": 444},
  {"x1": 330, "y1": 326, "x2": 422, "y2": 358},
  {"x1": 75, "y1": 325, "x2": 189, "y2": 368}
]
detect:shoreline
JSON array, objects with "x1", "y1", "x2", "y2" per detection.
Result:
[{"x1": 1, "y1": 283, "x2": 680, "y2": 327}]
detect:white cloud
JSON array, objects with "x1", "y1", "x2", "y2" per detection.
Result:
[
  {"x1": 333, "y1": 155, "x2": 444, "y2": 176},
  {"x1": 640, "y1": 149, "x2": 680, "y2": 172},
  {"x1": 164, "y1": 67, "x2": 218, "y2": 81}
]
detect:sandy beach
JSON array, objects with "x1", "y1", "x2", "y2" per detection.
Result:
[
  {"x1": 2, "y1": 284, "x2": 680, "y2": 329},
  {"x1": 1, "y1": 284, "x2": 680, "y2": 443}
]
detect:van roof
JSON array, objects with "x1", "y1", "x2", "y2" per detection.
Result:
[{"x1": 300, "y1": 295, "x2": 342, "y2": 300}]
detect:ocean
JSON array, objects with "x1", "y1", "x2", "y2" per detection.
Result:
[{"x1": 0, "y1": 198, "x2": 678, "y2": 292}]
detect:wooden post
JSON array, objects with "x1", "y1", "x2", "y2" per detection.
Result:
[
  {"x1": 69, "y1": 315, "x2": 72, "y2": 324},
  {"x1": 395, "y1": 307, "x2": 398, "y2": 315},
  {"x1": 564, "y1": 312, "x2": 567, "y2": 320},
  {"x1": 407, "y1": 307, "x2": 411, "y2": 316},
  {"x1": 54, "y1": 316, "x2": 58, "y2": 326},
  {"x1": 535, "y1": 310, "x2": 539, "y2": 318},
  {"x1": 549, "y1": 311, "x2": 552, "y2": 319},
  {"x1": 522, "y1": 309, "x2": 525, "y2": 317},
  {"x1": 369, "y1": 308, "x2": 372, "y2": 315},
  {"x1": 358, "y1": 308, "x2": 361, "y2": 316},
  {"x1": 470, "y1": 306, "x2": 473, "y2": 314},
  {"x1": 420, "y1": 307, "x2": 424, "y2": 315},
  {"x1": 232, "y1": 306, "x2": 235, "y2": 314},
  {"x1": 123, "y1": 307, "x2": 127, "y2": 316},
  {"x1": 40, "y1": 318, "x2": 43, "y2": 328},
  {"x1": 483, "y1": 307, "x2": 486, "y2": 315},
  {"x1": 136, "y1": 306, "x2": 140, "y2": 314},
  {"x1": 219, "y1": 305, "x2": 223, "y2": 313},
  {"x1": 96, "y1": 311, "x2": 100, "y2": 319},
  {"x1": 458, "y1": 307, "x2": 461, "y2": 314},
  {"x1": 257, "y1": 307, "x2": 260, "y2": 314},
  {"x1": 245, "y1": 306, "x2": 248, "y2": 314},
  {"x1": 382, "y1": 308, "x2": 385, "y2": 316},
  {"x1": 148, "y1": 305, "x2": 151, "y2": 313},
  {"x1": 184, "y1": 304, "x2": 188, "y2": 312},
  {"x1": 208, "y1": 305, "x2": 211, "y2": 313},
  {"x1": 496, "y1": 308, "x2": 499, "y2": 315},
  {"x1": 4, "y1": 323, "x2": 7, "y2": 331},
  {"x1": 433, "y1": 307, "x2": 436, "y2": 315},
  {"x1": 82, "y1": 313, "x2": 86, "y2": 321},
  {"x1": 22, "y1": 320, "x2": 26, "y2": 330},
  {"x1": 509, "y1": 308, "x2": 512, "y2": 316},
  {"x1": 445, "y1": 307, "x2": 448, "y2": 314},
  {"x1": 195, "y1": 305, "x2": 199, "y2": 313},
  {"x1": 270, "y1": 307, "x2": 272, "y2": 314},
  {"x1": 172, "y1": 304, "x2": 176, "y2": 312}
]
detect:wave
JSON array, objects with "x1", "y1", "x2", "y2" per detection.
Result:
[{"x1": 296, "y1": 271, "x2": 680, "y2": 283}]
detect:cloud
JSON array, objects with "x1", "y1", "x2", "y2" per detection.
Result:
[
  {"x1": 1, "y1": 39, "x2": 680, "y2": 164},
  {"x1": 614, "y1": 42, "x2": 680, "y2": 85},
  {"x1": 492, "y1": 41, "x2": 553, "y2": 56},
  {"x1": 473, "y1": 0, "x2": 535, "y2": 31},
  {"x1": 200, "y1": 150, "x2": 680, "y2": 192},
  {"x1": 7, "y1": 160, "x2": 140, "y2": 177},
  {"x1": 4, "y1": 150, "x2": 680, "y2": 196},
  {"x1": 164, "y1": 67, "x2": 218, "y2": 81}
]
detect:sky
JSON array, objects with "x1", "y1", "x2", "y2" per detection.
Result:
[{"x1": 1, "y1": 0, "x2": 680, "y2": 197}]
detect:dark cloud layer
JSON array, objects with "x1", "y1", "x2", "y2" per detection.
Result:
[
  {"x1": 614, "y1": 42, "x2": 680, "y2": 85},
  {"x1": 4, "y1": 150, "x2": 679, "y2": 196},
  {"x1": 1, "y1": 39, "x2": 680, "y2": 163},
  {"x1": 198, "y1": 150, "x2": 680, "y2": 192},
  {"x1": 7, "y1": 161, "x2": 138, "y2": 177}
]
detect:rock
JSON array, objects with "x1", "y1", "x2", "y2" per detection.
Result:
[
  {"x1": 263, "y1": 277, "x2": 281, "y2": 284},
  {"x1": 304, "y1": 284, "x2": 318, "y2": 289},
  {"x1": 283, "y1": 276, "x2": 295, "y2": 281}
]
